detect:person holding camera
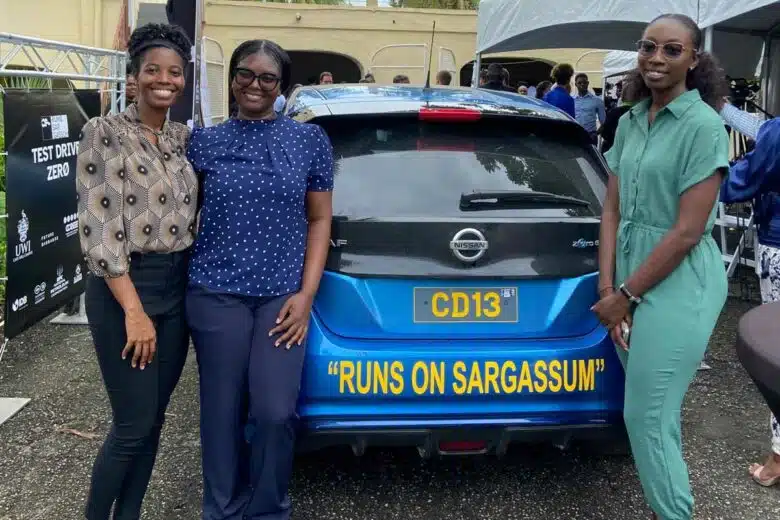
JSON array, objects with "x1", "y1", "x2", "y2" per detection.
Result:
[{"x1": 719, "y1": 100, "x2": 780, "y2": 487}]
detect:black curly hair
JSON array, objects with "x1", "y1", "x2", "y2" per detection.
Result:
[
  {"x1": 229, "y1": 40, "x2": 292, "y2": 94},
  {"x1": 127, "y1": 23, "x2": 192, "y2": 75},
  {"x1": 622, "y1": 13, "x2": 728, "y2": 110}
]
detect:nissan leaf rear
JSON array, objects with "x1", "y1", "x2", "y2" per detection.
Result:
[{"x1": 292, "y1": 88, "x2": 626, "y2": 457}]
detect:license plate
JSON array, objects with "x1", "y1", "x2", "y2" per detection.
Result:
[{"x1": 413, "y1": 287, "x2": 518, "y2": 323}]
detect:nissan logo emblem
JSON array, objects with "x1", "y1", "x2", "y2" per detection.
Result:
[{"x1": 450, "y1": 228, "x2": 488, "y2": 263}]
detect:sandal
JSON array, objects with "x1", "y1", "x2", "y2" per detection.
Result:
[{"x1": 749, "y1": 463, "x2": 780, "y2": 487}]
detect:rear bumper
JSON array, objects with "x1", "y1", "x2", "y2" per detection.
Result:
[
  {"x1": 297, "y1": 314, "x2": 626, "y2": 453},
  {"x1": 297, "y1": 413, "x2": 626, "y2": 456}
]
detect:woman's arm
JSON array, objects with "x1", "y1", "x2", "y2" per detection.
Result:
[
  {"x1": 598, "y1": 175, "x2": 620, "y2": 294},
  {"x1": 270, "y1": 124, "x2": 335, "y2": 348},
  {"x1": 76, "y1": 118, "x2": 155, "y2": 368},
  {"x1": 300, "y1": 192, "x2": 333, "y2": 298},
  {"x1": 621, "y1": 173, "x2": 722, "y2": 297}
]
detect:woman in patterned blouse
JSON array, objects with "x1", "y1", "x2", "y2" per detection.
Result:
[
  {"x1": 186, "y1": 40, "x2": 334, "y2": 520},
  {"x1": 75, "y1": 23, "x2": 198, "y2": 519}
]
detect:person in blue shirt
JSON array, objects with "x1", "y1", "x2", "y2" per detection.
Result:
[
  {"x1": 542, "y1": 63, "x2": 576, "y2": 118},
  {"x1": 573, "y1": 73, "x2": 606, "y2": 144},
  {"x1": 186, "y1": 39, "x2": 334, "y2": 520},
  {"x1": 719, "y1": 102, "x2": 780, "y2": 488}
]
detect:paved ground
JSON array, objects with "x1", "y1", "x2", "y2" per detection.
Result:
[{"x1": 0, "y1": 278, "x2": 778, "y2": 520}]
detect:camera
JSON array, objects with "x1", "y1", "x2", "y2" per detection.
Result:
[{"x1": 729, "y1": 77, "x2": 760, "y2": 106}]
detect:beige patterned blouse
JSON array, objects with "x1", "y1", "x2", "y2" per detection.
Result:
[{"x1": 76, "y1": 104, "x2": 199, "y2": 278}]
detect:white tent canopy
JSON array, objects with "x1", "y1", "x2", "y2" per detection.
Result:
[
  {"x1": 602, "y1": 51, "x2": 638, "y2": 80},
  {"x1": 475, "y1": 0, "x2": 778, "y2": 80}
]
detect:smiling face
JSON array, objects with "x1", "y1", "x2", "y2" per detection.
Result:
[
  {"x1": 637, "y1": 18, "x2": 698, "y2": 94},
  {"x1": 135, "y1": 47, "x2": 185, "y2": 111},
  {"x1": 231, "y1": 51, "x2": 281, "y2": 120}
]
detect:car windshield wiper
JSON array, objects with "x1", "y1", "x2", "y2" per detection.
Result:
[{"x1": 459, "y1": 190, "x2": 591, "y2": 211}]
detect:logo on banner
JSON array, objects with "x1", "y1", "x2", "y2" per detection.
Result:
[
  {"x1": 63, "y1": 213, "x2": 79, "y2": 237},
  {"x1": 13, "y1": 210, "x2": 33, "y2": 262},
  {"x1": 34, "y1": 282, "x2": 47, "y2": 305},
  {"x1": 73, "y1": 264, "x2": 83, "y2": 284},
  {"x1": 11, "y1": 295, "x2": 28, "y2": 312},
  {"x1": 41, "y1": 114, "x2": 69, "y2": 141},
  {"x1": 50, "y1": 264, "x2": 70, "y2": 298}
]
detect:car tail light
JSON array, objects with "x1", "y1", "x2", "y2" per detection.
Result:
[
  {"x1": 418, "y1": 107, "x2": 482, "y2": 122},
  {"x1": 438, "y1": 440, "x2": 488, "y2": 454}
]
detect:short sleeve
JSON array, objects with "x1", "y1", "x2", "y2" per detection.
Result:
[
  {"x1": 307, "y1": 124, "x2": 334, "y2": 192},
  {"x1": 76, "y1": 118, "x2": 129, "y2": 278},
  {"x1": 186, "y1": 125, "x2": 207, "y2": 173},
  {"x1": 678, "y1": 117, "x2": 730, "y2": 195},
  {"x1": 604, "y1": 114, "x2": 627, "y2": 174}
]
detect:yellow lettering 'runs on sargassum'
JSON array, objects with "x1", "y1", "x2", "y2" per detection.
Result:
[{"x1": 333, "y1": 359, "x2": 603, "y2": 396}]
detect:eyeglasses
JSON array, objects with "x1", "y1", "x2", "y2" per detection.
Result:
[
  {"x1": 233, "y1": 67, "x2": 280, "y2": 91},
  {"x1": 635, "y1": 39, "x2": 693, "y2": 60}
]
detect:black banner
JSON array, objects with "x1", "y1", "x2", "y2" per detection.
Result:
[
  {"x1": 166, "y1": 0, "x2": 196, "y2": 125},
  {"x1": 2, "y1": 90, "x2": 101, "y2": 339}
]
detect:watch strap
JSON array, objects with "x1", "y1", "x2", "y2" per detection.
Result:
[{"x1": 619, "y1": 283, "x2": 642, "y2": 304}]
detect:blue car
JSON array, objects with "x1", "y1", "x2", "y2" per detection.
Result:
[{"x1": 285, "y1": 84, "x2": 627, "y2": 457}]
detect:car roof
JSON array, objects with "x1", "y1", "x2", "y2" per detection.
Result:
[{"x1": 285, "y1": 84, "x2": 575, "y2": 123}]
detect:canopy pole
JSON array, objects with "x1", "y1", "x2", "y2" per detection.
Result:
[
  {"x1": 472, "y1": 53, "x2": 481, "y2": 87},
  {"x1": 761, "y1": 35, "x2": 772, "y2": 113},
  {"x1": 703, "y1": 26, "x2": 714, "y2": 53}
]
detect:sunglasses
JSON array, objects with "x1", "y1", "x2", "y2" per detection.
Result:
[
  {"x1": 635, "y1": 39, "x2": 692, "y2": 59},
  {"x1": 233, "y1": 67, "x2": 280, "y2": 91}
]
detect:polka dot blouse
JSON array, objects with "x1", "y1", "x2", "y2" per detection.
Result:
[{"x1": 187, "y1": 115, "x2": 334, "y2": 297}]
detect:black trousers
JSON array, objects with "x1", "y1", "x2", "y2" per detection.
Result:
[{"x1": 84, "y1": 251, "x2": 190, "y2": 520}]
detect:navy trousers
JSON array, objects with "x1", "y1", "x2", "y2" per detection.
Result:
[{"x1": 186, "y1": 284, "x2": 306, "y2": 520}]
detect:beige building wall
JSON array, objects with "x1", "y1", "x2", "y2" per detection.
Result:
[
  {"x1": 0, "y1": 0, "x2": 121, "y2": 50},
  {"x1": 1, "y1": 0, "x2": 608, "y2": 96},
  {"x1": 203, "y1": 1, "x2": 606, "y2": 87}
]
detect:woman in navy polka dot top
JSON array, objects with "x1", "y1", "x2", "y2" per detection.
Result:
[{"x1": 185, "y1": 40, "x2": 334, "y2": 520}]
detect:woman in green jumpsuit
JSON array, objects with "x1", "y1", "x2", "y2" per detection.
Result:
[{"x1": 591, "y1": 14, "x2": 730, "y2": 520}]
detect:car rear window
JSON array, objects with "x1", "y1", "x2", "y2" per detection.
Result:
[{"x1": 317, "y1": 116, "x2": 607, "y2": 219}]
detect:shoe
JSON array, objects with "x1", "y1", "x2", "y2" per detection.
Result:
[{"x1": 750, "y1": 463, "x2": 780, "y2": 487}]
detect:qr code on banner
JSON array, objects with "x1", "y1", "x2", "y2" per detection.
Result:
[{"x1": 41, "y1": 114, "x2": 69, "y2": 141}]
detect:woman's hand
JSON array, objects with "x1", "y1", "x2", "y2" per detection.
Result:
[
  {"x1": 269, "y1": 292, "x2": 314, "y2": 349},
  {"x1": 122, "y1": 307, "x2": 156, "y2": 370},
  {"x1": 610, "y1": 314, "x2": 632, "y2": 351},
  {"x1": 591, "y1": 290, "x2": 631, "y2": 330}
]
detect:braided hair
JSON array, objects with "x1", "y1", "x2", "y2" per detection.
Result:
[{"x1": 127, "y1": 23, "x2": 192, "y2": 75}]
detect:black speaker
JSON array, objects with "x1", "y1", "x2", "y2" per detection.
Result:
[{"x1": 166, "y1": 0, "x2": 196, "y2": 124}]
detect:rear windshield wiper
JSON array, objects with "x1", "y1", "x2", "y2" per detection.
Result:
[{"x1": 460, "y1": 190, "x2": 591, "y2": 211}]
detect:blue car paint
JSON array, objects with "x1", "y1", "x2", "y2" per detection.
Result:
[{"x1": 288, "y1": 85, "x2": 623, "y2": 448}]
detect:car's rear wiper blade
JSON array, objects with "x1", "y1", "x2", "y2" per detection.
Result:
[{"x1": 460, "y1": 190, "x2": 590, "y2": 210}]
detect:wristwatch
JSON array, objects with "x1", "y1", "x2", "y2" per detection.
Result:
[{"x1": 618, "y1": 283, "x2": 643, "y2": 305}]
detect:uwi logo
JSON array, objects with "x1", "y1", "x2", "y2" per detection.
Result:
[{"x1": 15, "y1": 210, "x2": 31, "y2": 258}]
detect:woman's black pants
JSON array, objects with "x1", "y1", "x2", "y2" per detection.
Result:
[{"x1": 84, "y1": 251, "x2": 190, "y2": 520}]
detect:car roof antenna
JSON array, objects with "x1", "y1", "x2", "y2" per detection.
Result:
[{"x1": 424, "y1": 21, "x2": 436, "y2": 89}]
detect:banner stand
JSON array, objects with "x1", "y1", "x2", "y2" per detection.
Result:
[
  {"x1": 50, "y1": 294, "x2": 88, "y2": 325},
  {"x1": 0, "y1": 33, "x2": 126, "y2": 428}
]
